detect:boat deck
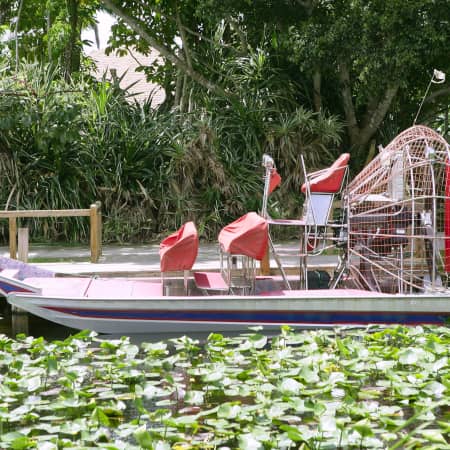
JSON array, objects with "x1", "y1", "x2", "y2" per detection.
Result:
[
  {"x1": 24, "y1": 277, "x2": 164, "y2": 298},
  {"x1": 21, "y1": 275, "x2": 390, "y2": 300}
]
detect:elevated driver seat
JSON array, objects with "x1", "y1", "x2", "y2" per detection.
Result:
[{"x1": 261, "y1": 153, "x2": 350, "y2": 288}]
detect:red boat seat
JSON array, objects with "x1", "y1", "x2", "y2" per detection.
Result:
[
  {"x1": 301, "y1": 153, "x2": 350, "y2": 194},
  {"x1": 159, "y1": 221, "x2": 199, "y2": 273},
  {"x1": 218, "y1": 212, "x2": 268, "y2": 261}
]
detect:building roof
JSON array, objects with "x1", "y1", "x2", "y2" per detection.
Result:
[{"x1": 88, "y1": 48, "x2": 166, "y2": 107}]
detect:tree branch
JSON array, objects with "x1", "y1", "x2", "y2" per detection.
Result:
[
  {"x1": 176, "y1": 8, "x2": 192, "y2": 70},
  {"x1": 100, "y1": 0, "x2": 228, "y2": 97},
  {"x1": 358, "y1": 83, "x2": 399, "y2": 147},
  {"x1": 339, "y1": 60, "x2": 399, "y2": 149},
  {"x1": 425, "y1": 86, "x2": 450, "y2": 103}
]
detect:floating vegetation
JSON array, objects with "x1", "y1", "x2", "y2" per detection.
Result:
[{"x1": 0, "y1": 326, "x2": 450, "y2": 449}]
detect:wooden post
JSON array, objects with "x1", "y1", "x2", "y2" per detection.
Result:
[
  {"x1": 11, "y1": 308, "x2": 29, "y2": 334},
  {"x1": 96, "y1": 201, "x2": 102, "y2": 261},
  {"x1": 90, "y1": 202, "x2": 102, "y2": 263},
  {"x1": 18, "y1": 227, "x2": 29, "y2": 262},
  {"x1": 260, "y1": 247, "x2": 271, "y2": 275},
  {"x1": 9, "y1": 217, "x2": 17, "y2": 259}
]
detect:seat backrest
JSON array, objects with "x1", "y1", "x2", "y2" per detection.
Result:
[
  {"x1": 159, "y1": 221, "x2": 199, "y2": 272},
  {"x1": 301, "y1": 153, "x2": 350, "y2": 194},
  {"x1": 303, "y1": 194, "x2": 334, "y2": 226},
  {"x1": 218, "y1": 212, "x2": 268, "y2": 261}
]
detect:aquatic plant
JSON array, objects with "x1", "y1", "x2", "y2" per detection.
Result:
[{"x1": 0, "y1": 325, "x2": 449, "y2": 448}]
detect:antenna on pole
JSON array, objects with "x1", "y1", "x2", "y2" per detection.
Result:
[{"x1": 413, "y1": 69, "x2": 446, "y2": 125}]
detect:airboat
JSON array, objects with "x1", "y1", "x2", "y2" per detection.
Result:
[{"x1": 3, "y1": 125, "x2": 450, "y2": 334}]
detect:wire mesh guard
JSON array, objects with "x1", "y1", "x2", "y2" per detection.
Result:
[{"x1": 345, "y1": 125, "x2": 450, "y2": 294}]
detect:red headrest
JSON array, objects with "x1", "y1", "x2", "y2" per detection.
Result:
[
  {"x1": 269, "y1": 168, "x2": 282, "y2": 194},
  {"x1": 301, "y1": 153, "x2": 350, "y2": 194}
]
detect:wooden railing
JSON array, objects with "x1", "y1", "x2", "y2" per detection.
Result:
[{"x1": 0, "y1": 202, "x2": 102, "y2": 263}]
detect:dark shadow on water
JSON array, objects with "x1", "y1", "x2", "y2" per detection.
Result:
[
  {"x1": 1, "y1": 300, "x2": 286, "y2": 344},
  {"x1": 1, "y1": 303, "x2": 284, "y2": 345},
  {"x1": 1, "y1": 302, "x2": 78, "y2": 340}
]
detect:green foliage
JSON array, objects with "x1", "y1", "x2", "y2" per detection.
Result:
[
  {"x1": 1, "y1": 326, "x2": 450, "y2": 448},
  {"x1": 2, "y1": 0, "x2": 448, "y2": 244},
  {"x1": 105, "y1": 0, "x2": 450, "y2": 168},
  {"x1": 0, "y1": 62, "x2": 341, "y2": 243},
  {"x1": 316, "y1": 1, "x2": 448, "y2": 127},
  {"x1": 0, "y1": 0, "x2": 99, "y2": 76}
]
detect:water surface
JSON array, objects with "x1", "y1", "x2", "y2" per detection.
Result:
[{"x1": 1, "y1": 303, "x2": 75, "y2": 340}]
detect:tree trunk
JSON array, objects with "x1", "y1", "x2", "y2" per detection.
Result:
[
  {"x1": 313, "y1": 69, "x2": 321, "y2": 112},
  {"x1": 15, "y1": 0, "x2": 25, "y2": 72},
  {"x1": 338, "y1": 62, "x2": 360, "y2": 145},
  {"x1": 174, "y1": 70, "x2": 183, "y2": 108},
  {"x1": 338, "y1": 59, "x2": 399, "y2": 158},
  {"x1": 64, "y1": 0, "x2": 81, "y2": 80},
  {"x1": 358, "y1": 83, "x2": 399, "y2": 148},
  {"x1": 46, "y1": 7, "x2": 52, "y2": 62},
  {"x1": 180, "y1": 74, "x2": 189, "y2": 113}
]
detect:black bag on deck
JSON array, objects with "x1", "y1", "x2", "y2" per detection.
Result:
[{"x1": 307, "y1": 270, "x2": 330, "y2": 289}]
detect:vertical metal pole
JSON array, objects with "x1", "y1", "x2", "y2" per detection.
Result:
[
  {"x1": 260, "y1": 156, "x2": 274, "y2": 276},
  {"x1": 184, "y1": 270, "x2": 189, "y2": 295},
  {"x1": 299, "y1": 155, "x2": 309, "y2": 289}
]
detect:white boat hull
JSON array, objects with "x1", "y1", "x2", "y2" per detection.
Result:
[{"x1": 8, "y1": 289, "x2": 450, "y2": 334}]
